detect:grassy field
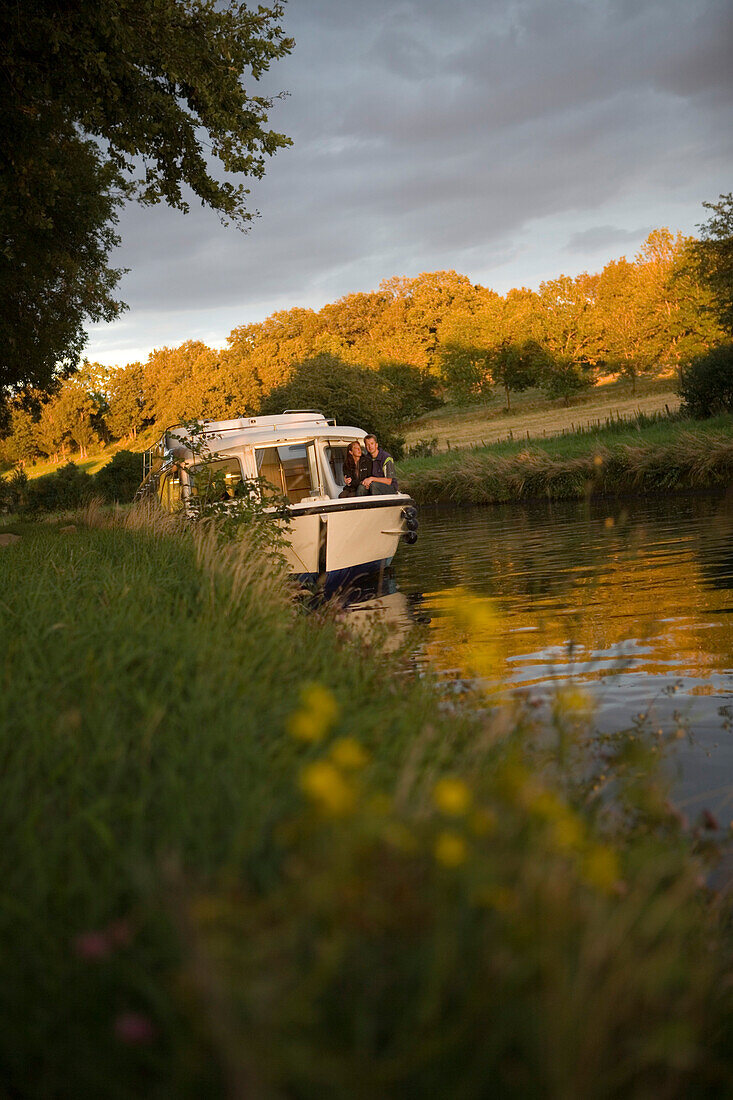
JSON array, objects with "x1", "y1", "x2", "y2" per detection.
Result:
[
  {"x1": 7, "y1": 438, "x2": 144, "y2": 481},
  {"x1": 404, "y1": 373, "x2": 680, "y2": 452},
  {"x1": 2, "y1": 505, "x2": 733, "y2": 1096}
]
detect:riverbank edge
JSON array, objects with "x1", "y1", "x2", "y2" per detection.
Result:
[{"x1": 399, "y1": 429, "x2": 733, "y2": 507}]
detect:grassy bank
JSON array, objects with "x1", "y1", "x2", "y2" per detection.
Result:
[
  {"x1": 399, "y1": 414, "x2": 733, "y2": 506},
  {"x1": 2, "y1": 508, "x2": 733, "y2": 1096}
]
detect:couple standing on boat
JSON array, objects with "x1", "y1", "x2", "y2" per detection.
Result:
[{"x1": 340, "y1": 434, "x2": 397, "y2": 497}]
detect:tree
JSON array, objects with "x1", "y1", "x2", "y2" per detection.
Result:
[
  {"x1": 595, "y1": 230, "x2": 721, "y2": 388},
  {"x1": 376, "y1": 272, "x2": 485, "y2": 372},
  {"x1": 107, "y1": 363, "x2": 147, "y2": 441},
  {"x1": 33, "y1": 401, "x2": 66, "y2": 464},
  {"x1": 540, "y1": 356, "x2": 594, "y2": 405},
  {"x1": 595, "y1": 258, "x2": 657, "y2": 389},
  {"x1": 225, "y1": 308, "x2": 325, "y2": 407},
  {"x1": 378, "y1": 362, "x2": 441, "y2": 422},
  {"x1": 54, "y1": 384, "x2": 98, "y2": 459},
  {"x1": 438, "y1": 323, "x2": 496, "y2": 404},
  {"x1": 0, "y1": 403, "x2": 38, "y2": 467},
  {"x1": 260, "y1": 354, "x2": 405, "y2": 458},
  {"x1": 0, "y1": 124, "x2": 124, "y2": 420},
  {"x1": 318, "y1": 292, "x2": 391, "y2": 365},
  {"x1": 488, "y1": 341, "x2": 546, "y2": 411},
  {"x1": 437, "y1": 288, "x2": 542, "y2": 409},
  {"x1": 693, "y1": 194, "x2": 733, "y2": 335},
  {"x1": 0, "y1": 0, "x2": 293, "y2": 410},
  {"x1": 534, "y1": 273, "x2": 600, "y2": 371},
  {"x1": 437, "y1": 293, "x2": 503, "y2": 403}
]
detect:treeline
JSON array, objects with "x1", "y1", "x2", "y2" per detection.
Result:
[{"x1": 0, "y1": 227, "x2": 725, "y2": 468}]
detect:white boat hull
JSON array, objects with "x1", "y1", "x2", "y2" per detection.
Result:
[{"x1": 284, "y1": 495, "x2": 414, "y2": 586}]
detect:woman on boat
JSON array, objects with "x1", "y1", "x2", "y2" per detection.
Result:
[{"x1": 339, "y1": 440, "x2": 372, "y2": 498}]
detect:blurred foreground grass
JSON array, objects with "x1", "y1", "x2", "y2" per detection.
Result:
[{"x1": 1, "y1": 507, "x2": 732, "y2": 1097}]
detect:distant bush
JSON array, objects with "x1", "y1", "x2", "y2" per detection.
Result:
[
  {"x1": 677, "y1": 343, "x2": 733, "y2": 417},
  {"x1": 93, "y1": 450, "x2": 144, "y2": 503},
  {"x1": 406, "y1": 437, "x2": 439, "y2": 458},
  {"x1": 25, "y1": 462, "x2": 94, "y2": 513}
]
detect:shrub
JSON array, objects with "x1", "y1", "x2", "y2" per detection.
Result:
[
  {"x1": 24, "y1": 462, "x2": 94, "y2": 513},
  {"x1": 677, "y1": 343, "x2": 733, "y2": 417},
  {"x1": 406, "y1": 436, "x2": 439, "y2": 458},
  {"x1": 93, "y1": 449, "x2": 144, "y2": 503},
  {"x1": 0, "y1": 467, "x2": 28, "y2": 513}
]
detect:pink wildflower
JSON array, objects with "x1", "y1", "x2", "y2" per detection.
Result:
[
  {"x1": 73, "y1": 931, "x2": 110, "y2": 960},
  {"x1": 114, "y1": 1012, "x2": 155, "y2": 1045}
]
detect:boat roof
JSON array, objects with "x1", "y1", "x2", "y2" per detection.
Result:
[{"x1": 161, "y1": 412, "x2": 370, "y2": 461}]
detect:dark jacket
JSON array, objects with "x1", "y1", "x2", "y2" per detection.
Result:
[
  {"x1": 342, "y1": 451, "x2": 372, "y2": 492},
  {"x1": 369, "y1": 447, "x2": 397, "y2": 490}
]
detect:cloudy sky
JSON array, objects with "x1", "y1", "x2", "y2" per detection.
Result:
[{"x1": 84, "y1": 0, "x2": 733, "y2": 366}]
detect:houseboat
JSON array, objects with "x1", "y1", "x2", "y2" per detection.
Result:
[{"x1": 138, "y1": 412, "x2": 419, "y2": 587}]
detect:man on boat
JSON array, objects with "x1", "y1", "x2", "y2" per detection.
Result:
[{"x1": 357, "y1": 434, "x2": 397, "y2": 495}]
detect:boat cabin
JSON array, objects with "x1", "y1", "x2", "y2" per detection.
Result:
[{"x1": 145, "y1": 411, "x2": 394, "y2": 510}]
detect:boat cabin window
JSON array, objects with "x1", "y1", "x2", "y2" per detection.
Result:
[
  {"x1": 324, "y1": 445, "x2": 349, "y2": 488},
  {"x1": 255, "y1": 444, "x2": 313, "y2": 504},
  {"x1": 189, "y1": 457, "x2": 244, "y2": 501},
  {"x1": 157, "y1": 466, "x2": 183, "y2": 511},
  {"x1": 323, "y1": 442, "x2": 367, "y2": 496}
]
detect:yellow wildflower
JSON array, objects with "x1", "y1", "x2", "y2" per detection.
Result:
[
  {"x1": 433, "y1": 777, "x2": 472, "y2": 816},
  {"x1": 299, "y1": 761, "x2": 355, "y2": 816},
  {"x1": 434, "y1": 830, "x2": 468, "y2": 867},
  {"x1": 582, "y1": 845, "x2": 620, "y2": 893},
  {"x1": 330, "y1": 737, "x2": 369, "y2": 770},
  {"x1": 286, "y1": 682, "x2": 340, "y2": 742},
  {"x1": 287, "y1": 711, "x2": 326, "y2": 743}
]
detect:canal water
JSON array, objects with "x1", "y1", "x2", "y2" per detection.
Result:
[{"x1": 356, "y1": 490, "x2": 733, "y2": 821}]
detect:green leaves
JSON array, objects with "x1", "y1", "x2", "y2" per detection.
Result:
[{"x1": 0, "y1": 0, "x2": 293, "y2": 405}]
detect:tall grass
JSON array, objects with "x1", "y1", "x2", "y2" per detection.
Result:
[
  {"x1": 1, "y1": 508, "x2": 733, "y2": 1096},
  {"x1": 400, "y1": 419, "x2": 733, "y2": 506}
]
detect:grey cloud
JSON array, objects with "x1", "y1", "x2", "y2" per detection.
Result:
[
  {"x1": 85, "y1": 0, "x2": 733, "y2": 363},
  {"x1": 564, "y1": 225, "x2": 654, "y2": 254}
]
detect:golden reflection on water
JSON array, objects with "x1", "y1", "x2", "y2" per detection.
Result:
[
  {"x1": 395, "y1": 496, "x2": 733, "y2": 696},
  {"x1": 385, "y1": 495, "x2": 733, "y2": 815}
]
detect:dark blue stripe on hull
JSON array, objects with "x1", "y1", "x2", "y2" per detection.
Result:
[{"x1": 296, "y1": 557, "x2": 393, "y2": 592}]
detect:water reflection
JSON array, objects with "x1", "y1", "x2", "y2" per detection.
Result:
[{"x1": 360, "y1": 492, "x2": 733, "y2": 817}]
